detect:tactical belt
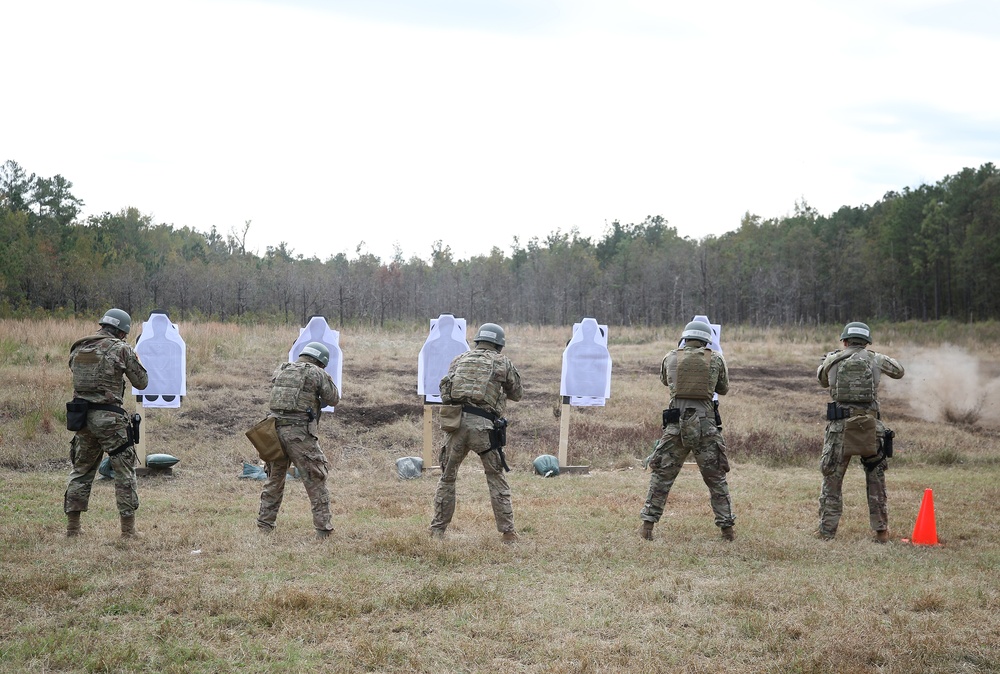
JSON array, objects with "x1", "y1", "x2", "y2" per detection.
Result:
[
  {"x1": 274, "y1": 418, "x2": 307, "y2": 427},
  {"x1": 827, "y1": 403, "x2": 874, "y2": 421},
  {"x1": 88, "y1": 403, "x2": 127, "y2": 415},
  {"x1": 272, "y1": 408, "x2": 316, "y2": 427},
  {"x1": 462, "y1": 404, "x2": 497, "y2": 423}
]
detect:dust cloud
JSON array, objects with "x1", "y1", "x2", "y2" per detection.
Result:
[{"x1": 892, "y1": 344, "x2": 1000, "y2": 428}]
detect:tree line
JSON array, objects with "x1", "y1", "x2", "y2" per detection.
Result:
[{"x1": 2, "y1": 159, "x2": 998, "y2": 327}]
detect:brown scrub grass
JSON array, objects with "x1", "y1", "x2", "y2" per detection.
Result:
[{"x1": 1, "y1": 318, "x2": 999, "y2": 673}]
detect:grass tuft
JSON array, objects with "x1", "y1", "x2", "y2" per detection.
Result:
[{"x1": 1, "y1": 319, "x2": 999, "y2": 671}]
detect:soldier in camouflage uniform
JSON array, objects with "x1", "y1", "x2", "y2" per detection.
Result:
[
  {"x1": 258, "y1": 342, "x2": 341, "y2": 539},
  {"x1": 65, "y1": 308, "x2": 148, "y2": 538},
  {"x1": 640, "y1": 321, "x2": 735, "y2": 541},
  {"x1": 430, "y1": 323, "x2": 523, "y2": 542},
  {"x1": 817, "y1": 322, "x2": 904, "y2": 543}
]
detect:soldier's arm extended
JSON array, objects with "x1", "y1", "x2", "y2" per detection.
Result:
[
  {"x1": 122, "y1": 345, "x2": 149, "y2": 390},
  {"x1": 875, "y1": 353, "x2": 904, "y2": 379},
  {"x1": 817, "y1": 350, "x2": 840, "y2": 388},
  {"x1": 714, "y1": 354, "x2": 730, "y2": 396},
  {"x1": 318, "y1": 372, "x2": 341, "y2": 408},
  {"x1": 504, "y1": 360, "x2": 523, "y2": 402}
]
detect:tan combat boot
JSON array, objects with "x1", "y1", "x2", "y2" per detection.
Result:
[
  {"x1": 501, "y1": 531, "x2": 519, "y2": 544},
  {"x1": 639, "y1": 521, "x2": 654, "y2": 541},
  {"x1": 66, "y1": 511, "x2": 81, "y2": 537},
  {"x1": 315, "y1": 529, "x2": 332, "y2": 541},
  {"x1": 874, "y1": 530, "x2": 890, "y2": 544},
  {"x1": 120, "y1": 515, "x2": 138, "y2": 538},
  {"x1": 721, "y1": 526, "x2": 735, "y2": 541}
]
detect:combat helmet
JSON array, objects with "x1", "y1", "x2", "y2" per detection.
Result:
[
  {"x1": 99, "y1": 308, "x2": 132, "y2": 335},
  {"x1": 474, "y1": 323, "x2": 506, "y2": 347},
  {"x1": 681, "y1": 321, "x2": 712, "y2": 345},
  {"x1": 300, "y1": 342, "x2": 331, "y2": 367},
  {"x1": 840, "y1": 321, "x2": 872, "y2": 345}
]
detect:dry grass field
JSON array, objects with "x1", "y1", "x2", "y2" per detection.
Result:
[{"x1": 1, "y1": 318, "x2": 999, "y2": 673}]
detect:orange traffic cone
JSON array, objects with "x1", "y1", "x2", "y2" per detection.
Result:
[{"x1": 910, "y1": 488, "x2": 939, "y2": 546}]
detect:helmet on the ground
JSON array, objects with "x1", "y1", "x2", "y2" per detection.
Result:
[
  {"x1": 681, "y1": 321, "x2": 712, "y2": 344},
  {"x1": 300, "y1": 342, "x2": 331, "y2": 367},
  {"x1": 474, "y1": 323, "x2": 506, "y2": 347},
  {"x1": 840, "y1": 321, "x2": 872, "y2": 344},
  {"x1": 99, "y1": 308, "x2": 132, "y2": 334}
]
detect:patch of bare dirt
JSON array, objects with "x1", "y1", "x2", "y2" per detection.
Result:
[
  {"x1": 335, "y1": 403, "x2": 423, "y2": 427},
  {"x1": 730, "y1": 366, "x2": 816, "y2": 392}
]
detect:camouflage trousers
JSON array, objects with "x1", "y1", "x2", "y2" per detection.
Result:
[
  {"x1": 64, "y1": 410, "x2": 139, "y2": 517},
  {"x1": 819, "y1": 425, "x2": 888, "y2": 536},
  {"x1": 257, "y1": 423, "x2": 333, "y2": 533},
  {"x1": 640, "y1": 414, "x2": 734, "y2": 529},
  {"x1": 430, "y1": 421, "x2": 514, "y2": 534}
]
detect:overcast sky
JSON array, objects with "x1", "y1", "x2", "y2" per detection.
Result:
[{"x1": 4, "y1": 0, "x2": 998, "y2": 262}]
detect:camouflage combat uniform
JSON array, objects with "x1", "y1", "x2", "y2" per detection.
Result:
[
  {"x1": 640, "y1": 345, "x2": 735, "y2": 531},
  {"x1": 430, "y1": 343, "x2": 523, "y2": 535},
  {"x1": 66, "y1": 326, "x2": 148, "y2": 518},
  {"x1": 817, "y1": 346, "x2": 904, "y2": 538},
  {"x1": 257, "y1": 357, "x2": 340, "y2": 534}
]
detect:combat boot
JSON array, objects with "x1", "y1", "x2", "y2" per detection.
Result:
[
  {"x1": 315, "y1": 529, "x2": 332, "y2": 541},
  {"x1": 120, "y1": 515, "x2": 138, "y2": 538},
  {"x1": 66, "y1": 511, "x2": 81, "y2": 537},
  {"x1": 721, "y1": 526, "x2": 735, "y2": 541},
  {"x1": 874, "y1": 530, "x2": 890, "y2": 544},
  {"x1": 639, "y1": 521, "x2": 654, "y2": 541},
  {"x1": 501, "y1": 531, "x2": 519, "y2": 544}
]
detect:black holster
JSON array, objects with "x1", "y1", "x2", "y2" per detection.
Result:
[
  {"x1": 131, "y1": 413, "x2": 142, "y2": 446},
  {"x1": 881, "y1": 429, "x2": 895, "y2": 458},
  {"x1": 489, "y1": 418, "x2": 508, "y2": 451},
  {"x1": 713, "y1": 400, "x2": 722, "y2": 427},
  {"x1": 489, "y1": 418, "x2": 511, "y2": 472}
]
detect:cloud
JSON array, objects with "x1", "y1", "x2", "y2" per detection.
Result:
[{"x1": 2, "y1": 0, "x2": 999, "y2": 263}]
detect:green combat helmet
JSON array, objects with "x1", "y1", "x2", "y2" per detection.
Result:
[
  {"x1": 474, "y1": 323, "x2": 506, "y2": 347},
  {"x1": 681, "y1": 321, "x2": 712, "y2": 344},
  {"x1": 99, "y1": 308, "x2": 132, "y2": 335},
  {"x1": 840, "y1": 321, "x2": 872, "y2": 344},
  {"x1": 300, "y1": 342, "x2": 331, "y2": 367}
]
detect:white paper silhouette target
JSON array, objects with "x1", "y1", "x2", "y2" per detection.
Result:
[
  {"x1": 560, "y1": 318, "x2": 612, "y2": 406},
  {"x1": 289, "y1": 315, "x2": 343, "y2": 412},
  {"x1": 132, "y1": 311, "x2": 186, "y2": 408},
  {"x1": 417, "y1": 314, "x2": 469, "y2": 403}
]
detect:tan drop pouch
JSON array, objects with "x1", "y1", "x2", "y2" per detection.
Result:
[
  {"x1": 842, "y1": 414, "x2": 877, "y2": 457},
  {"x1": 439, "y1": 405, "x2": 463, "y2": 432},
  {"x1": 246, "y1": 416, "x2": 285, "y2": 462}
]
